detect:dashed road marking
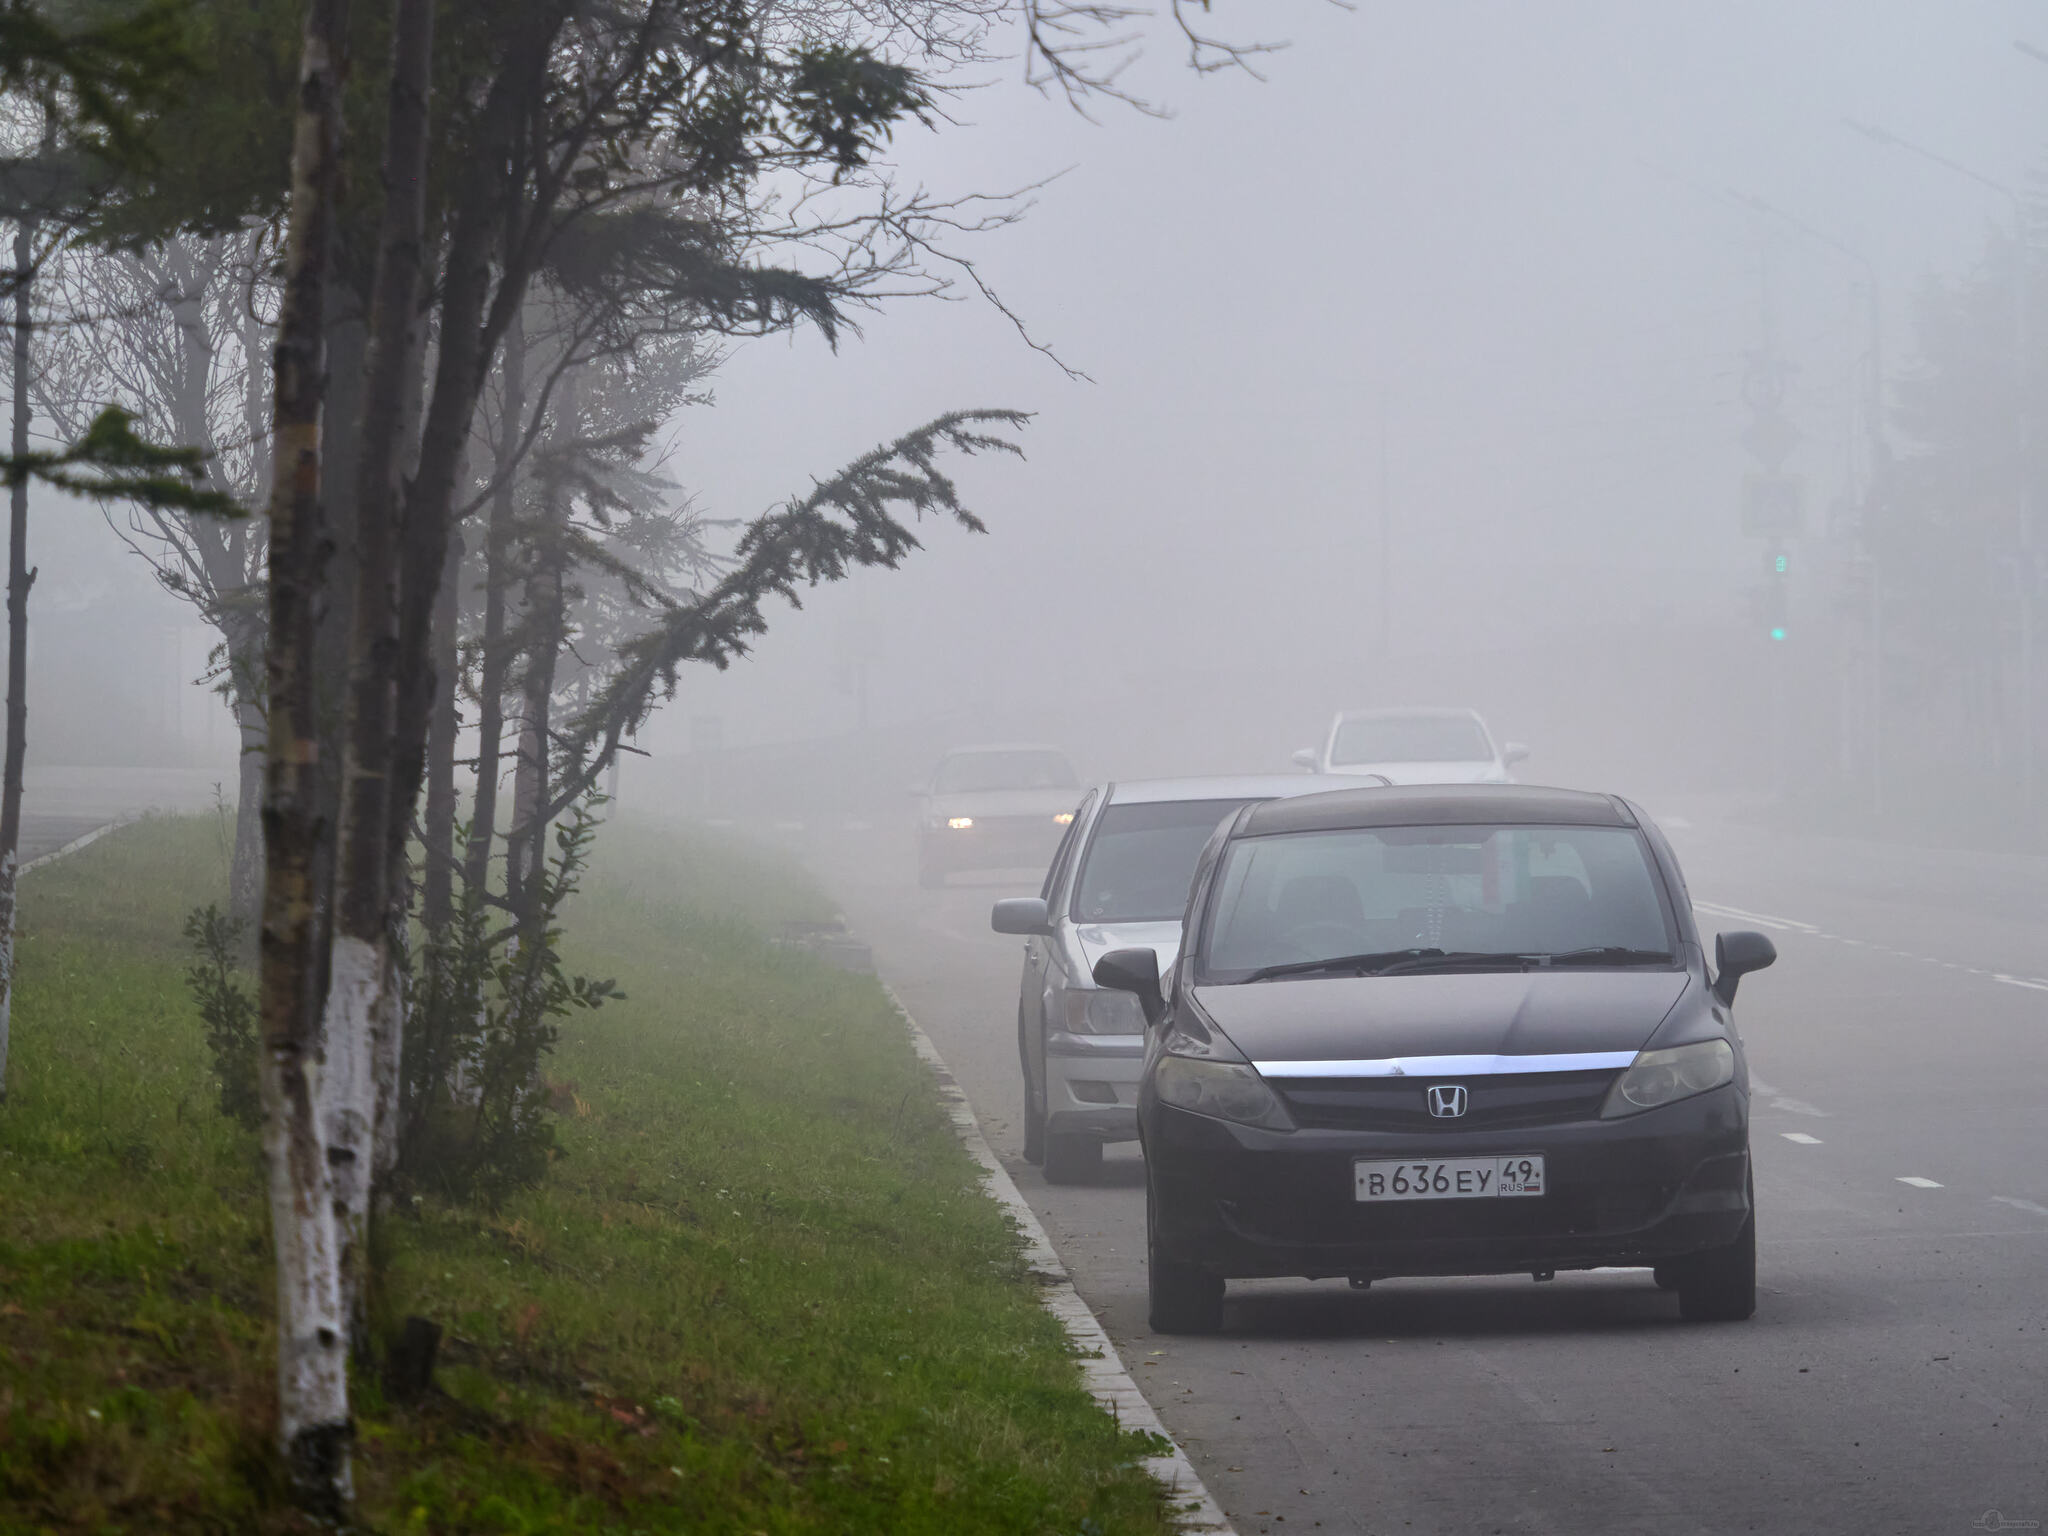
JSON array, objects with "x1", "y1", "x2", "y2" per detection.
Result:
[
  {"x1": 1780, "y1": 1132, "x2": 1823, "y2": 1145},
  {"x1": 1990, "y1": 1196, "x2": 2048, "y2": 1219},
  {"x1": 1692, "y1": 900, "x2": 1820, "y2": 934},
  {"x1": 1695, "y1": 903, "x2": 2048, "y2": 996},
  {"x1": 1896, "y1": 1176, "x2": 1944, "y2": 1189}
]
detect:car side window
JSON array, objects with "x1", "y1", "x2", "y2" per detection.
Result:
[{"x1": 1040, "y1": 790, "x2": 1096, "y2": 902}]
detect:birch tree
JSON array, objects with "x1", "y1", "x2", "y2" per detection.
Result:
[{"x1": 255, "y1": 0, "x2": 353, "y2": 1510}]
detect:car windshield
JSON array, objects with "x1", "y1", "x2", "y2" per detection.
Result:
[
  {"x1": 1331, "y1": 714, "x2": 1491, "y2": 765},
  {"x1": 1072, "y1": 800, "x2": 1251, "y2": 923},
  {"x1": 1198, "y1": 823, "x2": 1674, "y2": 982},
  {"x1": 932, "y1": 749, "x2": 1078, "y2": 794}
]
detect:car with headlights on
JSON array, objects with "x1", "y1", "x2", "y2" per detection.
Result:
[
  {"x1": 989, "y1": 774, "x2": 1386, "y2": 1182},
  {"x1": 1292, "y1": 705, "x2": 1526, "y2": 784},
  {"x1": 1091, "y1": 783, "x2": 1776, "y2": 1333},
  {"x1": 912, "y1": 744, "x2": 1081, "y2": 888}
]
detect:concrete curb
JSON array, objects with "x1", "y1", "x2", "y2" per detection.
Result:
[
  {"x1": 20, "y1": 816, "x2": 129, "y2": 875},
  {"x1": 884, "y1": 984, "x2": 1236, "y2": 1536}
]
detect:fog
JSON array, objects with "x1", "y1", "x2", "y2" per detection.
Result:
[{"x1": 36, "y1": 1, "x2": 2048, "y2": 841}]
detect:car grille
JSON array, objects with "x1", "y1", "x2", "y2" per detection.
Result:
[{"x1": 1276, "y1": 1069, "x2": 1619, "y2": 1132}]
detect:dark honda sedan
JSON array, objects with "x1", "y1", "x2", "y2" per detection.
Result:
[{"x1": 1092, "y1": 784, "x2": 1777, "y2": 1334}]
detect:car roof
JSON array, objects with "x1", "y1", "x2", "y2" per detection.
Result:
[
  {"x1": 1330, "y1": 705, "x2": 1486, "y2": 724},
  {"x1": 936, "y1": 742, "x2": 1071, "y2": 758},
  {"x1": 1237, "y1": 782, "x2": 1632, "y2": 834},
  {"x1": 1104, "y1": 774, "x2": 1386, "y2": 806}
]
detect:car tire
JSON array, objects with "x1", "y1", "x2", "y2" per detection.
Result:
[
  {"x1": 1147, "y1": 1184, "x2": 1223, "y2": 1335},
  {"x1": 1676, "y1": 1177, "x2": 1756, "y2": 1323},
  {"x1": 1651, "y1": 1264, "x2": 1681, "y2": 1292},
  {"x1": 1042, "y1": 1130, "x2": 1101, "y2": 1184}
]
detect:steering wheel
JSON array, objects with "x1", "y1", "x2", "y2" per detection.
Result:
[{"x1": 1277, "y1": 920, "x2": 1363, "y2": 959}]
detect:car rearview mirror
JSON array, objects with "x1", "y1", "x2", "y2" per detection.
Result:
[
  {"x1": 990, "y1": 897, "x2": 1051, "y2": 936},
  {"x1": 1503, "y1": 741, "x2": 1530, "y2": 766},
  {"x1": 1290, "y1": 747, "x2": 1319, "y2": 772},
  {"x1": 1712, "y1": 930, "x2": 1777, "y2": 1006},
  {"x1": 1092, "y1": 947, "x2": 1164, "y2": 1028}
]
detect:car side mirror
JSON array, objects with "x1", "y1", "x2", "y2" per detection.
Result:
[
  {"x1": 1092, "y1": 947, "x2": 1164, "y2": 1028},
  {"x1": 1503, "y1": 741, "x2": 1530, "y2": 766},
  {"x1": 1290, "y1": 747, "x2": 1319, "y2": 772},
  {"x1": 990, "y1": 897, "x2": 1051, "y2": 936},
  {"x1": 1712, "y1": 930, "x2": 1777, "y2": 1006}
]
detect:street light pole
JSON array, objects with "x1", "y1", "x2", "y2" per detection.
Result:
[
  {"x1": 1844, "y1": 118, "x2": 2036, "y2": 821},
  {"x1": 1728, "y1": 189, "x2": 1890, "y2": 816}
]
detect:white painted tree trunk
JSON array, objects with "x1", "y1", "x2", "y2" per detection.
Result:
[
  {"x1": 259, "y1": 1041, "x2": 351, "y2": 1500},
  {"x1": 320, "y1": 933, "x2": 381, "y2": 1334}
]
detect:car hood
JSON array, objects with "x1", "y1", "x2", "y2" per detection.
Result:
[
  {"x1": 1326, "y1": 758, "x2": 1504, "y2": 785},
  {"x1": 1073, "y1": 919, "x2": 1184, "y2": 977},
  {"x1": 1191, "y1": 969, "x2": 1689, "y2": 1067},
  {"x1": 926, "y1": 788, "x2": 1079, "y2": 819}
]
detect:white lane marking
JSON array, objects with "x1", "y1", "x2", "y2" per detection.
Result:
[
  {"x1": 1692, "y1": 900, "x2": 1820, "y2": 934},
  {"x1": 1780, "y1": 1132, "x2": 1823, "y2": 1144},
  {"x1": 1696, "y1": 905, "x2": 2047, "y2": 997},
  {"x1": 1896, "y1": 1176, "x2": 1944, "y2": 1189},
  {"x1": 1991, "y1": 1196, "x2": 2048, "y2": 1219},
  {"x1": 1750, "y1": 1074, "x2": 1778, "y2": 1096}
]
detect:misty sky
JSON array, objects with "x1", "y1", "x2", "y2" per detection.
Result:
[{"x1": 48, "y1": 0, "x2": 2048, "y2": 788}]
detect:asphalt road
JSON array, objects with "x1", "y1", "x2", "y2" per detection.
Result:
[{"x1": 794, "y1": 806, "x2": 2048, "y2": 1536}]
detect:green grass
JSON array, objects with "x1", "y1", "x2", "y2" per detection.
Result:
[{"x1": 0, "y1": 814, "x2": 1181, "y2": 1535}]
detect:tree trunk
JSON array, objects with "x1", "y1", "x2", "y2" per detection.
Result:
[
  {"x1": 0, "y1": 213, "x2": 37, "y2": 1108},
  {"x1": 258, "y1": 0, "x2": 353, "y2": 1514},
  {"x1": 232, "y1": 684, "x2": 265, "y2": 920},
  {"x1": 421, "y1": 528, "x2": 461, "y2": 929},
  {"x1": 322, "y1": 0, "x2": 436, "y2": 1344},
  {"x1": 462, "y1": 307, "x2": 523, "y2": 900},
  {"x1": 504, "y1": 475, "x2": 566, "y2": 937}
]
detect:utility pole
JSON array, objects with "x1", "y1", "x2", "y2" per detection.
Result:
[
  {"x1": 1846, "y1": 118, "x2": 2036, "y2": 822},
  {"x1": 1376, "y1": 387, "x2": 1391, "y2": 661}
]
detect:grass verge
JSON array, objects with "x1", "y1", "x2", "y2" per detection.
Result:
[{"x1": 0, "y1": 812, "x2": 1181, "y2": 1534}]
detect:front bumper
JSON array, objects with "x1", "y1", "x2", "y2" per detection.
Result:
[
  {"x1": 1045, "y1": 1031, "x2": 1143, "y2": 1143},
  {"x1": 1144, "y1": 1083, "x2": 1749, "y2": 1280},
  {"x1": 921, "y1": 820, "x2": 1066, "y2": 874}
]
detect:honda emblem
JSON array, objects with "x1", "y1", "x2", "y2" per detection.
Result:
[{"x1": 1427, "y1": 1084, "x2": 1468, "y2": 1118}]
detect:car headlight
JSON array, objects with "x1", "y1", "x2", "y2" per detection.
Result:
[
  {"x1": 1601, "y1": 1038, "x2": 1735, "y2": 1117},
  {"x1": 1057, "y1": 986, "x2": 1147, "y2": 1035},
  {"x1": 1152, "y1": 1056, "x2": 1294, "y2": 1130},
  {"x1": 1054, "y1": 810, "x2": 1074, "y2": 825},
  {"x1": 946, "y1": 816, "x2": 974, "y2": 830}
]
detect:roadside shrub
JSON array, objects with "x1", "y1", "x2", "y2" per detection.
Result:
[
  {"x1": 182, "y1": 903, "x2": 261, "y2": 1130},
  {"x1": 398, "y1": 800, "x2": 622, "y2": 1204}
]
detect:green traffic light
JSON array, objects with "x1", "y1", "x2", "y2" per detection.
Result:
[
  {"x1": 1769, "y1": 626, "x2": 1787, "y2": 641},
  {"x1": 1774, "y1": 554, "x2": 1788, "y2": 574}
]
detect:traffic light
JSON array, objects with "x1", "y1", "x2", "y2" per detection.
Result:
[{"x1": 1763, "y1": 545, "x2": 1790, "y2": 641}]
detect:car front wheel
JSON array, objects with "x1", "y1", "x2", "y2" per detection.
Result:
[
  {"x1": 1676, "y1": 1177, "x2": 1756, "y2": 1322},
  {"x1": 1147, "y1": 1180, "x2": 1223, "y2": 1334}
]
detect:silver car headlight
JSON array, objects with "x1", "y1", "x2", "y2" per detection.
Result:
[
  {"x1": 1057, "y1": 985, "x2": 1147, "y2": 1035},
  {"x1": 1601, "y1": 1038, "x2": 1736, "y2": 1117},
  {"x1": 1153, "y1": 1057, "x2": 1294, "y2": 1130}
]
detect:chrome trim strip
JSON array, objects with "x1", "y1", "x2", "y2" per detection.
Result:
[{"x1": 1253, "y1": 1051, "x2": 1638, "y2": 1079}]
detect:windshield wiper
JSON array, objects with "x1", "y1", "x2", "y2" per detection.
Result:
[
  {"x1": 1241, "y1": 948, "x2": 1447, "y2": 983},
  {"x1": 1527, "y1": 946, "x2": 1675, "y2": 967},
  {"x1": 1367, "y1": 950, "x2": 1544, "y2": 977}
]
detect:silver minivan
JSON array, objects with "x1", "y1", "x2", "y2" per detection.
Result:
[{"x1": 991, "y1": 774, "x2": 1385, "y2": 1181}]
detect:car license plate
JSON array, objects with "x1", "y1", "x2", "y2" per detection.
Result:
[{"x1": 1354, "y1": 1155, "x2": 1545, "y2": 1201}]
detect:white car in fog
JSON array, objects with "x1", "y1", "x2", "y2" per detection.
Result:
[{"x1": 1292, "y1": 706, "x2": 1527, "y2": 784}]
